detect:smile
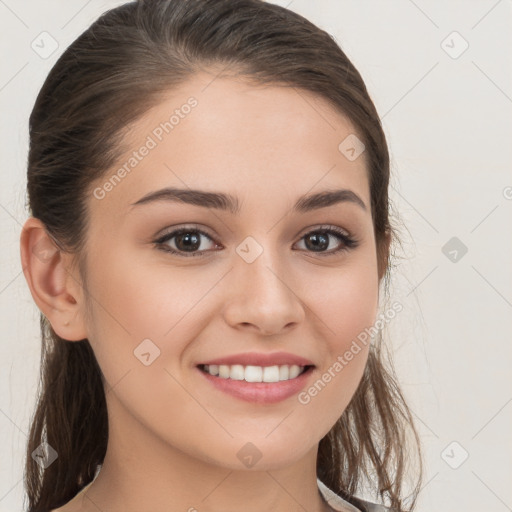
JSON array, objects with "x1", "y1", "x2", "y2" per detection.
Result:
[
  {"x1": 197, "y1": 364, "x2": 315, "y2": 404},
  {"x1": 199, "y1": 363, "x2": 311, "y2": 382}
]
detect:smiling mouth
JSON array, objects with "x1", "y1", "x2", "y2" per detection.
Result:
[{"x1": 198, "y1": 363, "x2": 313, "y2": 383}]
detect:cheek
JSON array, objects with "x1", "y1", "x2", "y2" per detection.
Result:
[
  {"x1": 84, "y1": 242, "x2": 212, "y2": 340},
  {"x1": 324, "y1": 273, "x2": 378, "y2": 352},
  {"x1": 80, "y1": 249, "x2": 213, "y2": 450},
  {"x1": 81, "y1": 245, "x2": 223, "y2": 395},
  {"x1": 303, "y1": 255, "x2": 379, "y2": 352},
  {"x1": 296, "y1": 259, "x2": 378, "y2": 424}
]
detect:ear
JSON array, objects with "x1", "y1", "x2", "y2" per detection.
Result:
[{"x1": 20, "y1": 217, "x2": 88, "y2": 341}]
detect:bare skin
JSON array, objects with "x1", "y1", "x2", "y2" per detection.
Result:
[{"x1": 21, "y1": 70, "x2": 388, "y2": 512}]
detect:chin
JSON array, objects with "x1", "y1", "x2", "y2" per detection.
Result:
[{"x1": 201, "y1": 438, "x2": 314, "y2": 472}]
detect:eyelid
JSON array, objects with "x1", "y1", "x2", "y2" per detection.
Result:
[
  {"x1": 155, "y1": 224, "x2": 219, "y2": 241},
  {"x1": 295, "y1": 223, "x2": 351, "y2": 239},
  {"x1": 155, "y1": 223, "x2": 352, "y2": 242}
]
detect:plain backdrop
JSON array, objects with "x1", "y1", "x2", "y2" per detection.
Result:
[{"x1": 1, "y1": 1, "x2": 511, "y2": 511}]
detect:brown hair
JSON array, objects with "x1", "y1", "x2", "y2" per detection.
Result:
[{"x1": 24, "y1": 1, "x2": 422, "y2": 510}]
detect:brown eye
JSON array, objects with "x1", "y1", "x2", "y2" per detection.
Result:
[
  {"x1": 155, "y1": 227, "x2": 219, "y2": 257},
  {"x1": 154, "y1": 224, "x2": 358, "y2": 258},
  {"x1": 174, "y1": 231, "x2": 202, "y2": 252},
  {"x1": 294, "y1": 226, "x2": 359, "y2": 256},
  {"x1": 303, "y1": 232, "x2": 330, "y2": 251}
]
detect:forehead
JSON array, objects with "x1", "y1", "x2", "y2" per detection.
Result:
[{"x1": 90, "y1": 72, "x2": 370, "y2": 219}]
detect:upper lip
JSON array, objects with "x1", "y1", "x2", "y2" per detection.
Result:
[{"x1": 198, "y1": 351, "x2": 315, "y2": 367}]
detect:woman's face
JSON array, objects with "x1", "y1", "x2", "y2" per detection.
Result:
[{"x1": 78, "y1": 72, "x2": 381, "y2": 471}]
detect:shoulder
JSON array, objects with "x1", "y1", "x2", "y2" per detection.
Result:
[
  {"x1": 348, "y1": 495, "x2": 395, "y2": 512},
  {"x1": 317, "y1": 478, "x2": 394, "y2": 512}
]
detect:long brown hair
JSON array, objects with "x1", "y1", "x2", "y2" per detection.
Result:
[{"x1": 23, "y1": 1, "x2": 423, "y2": 510}]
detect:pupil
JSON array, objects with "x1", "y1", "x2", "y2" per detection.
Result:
[
  {"x1": 305, "y1": 232, "x2": 328, "y2": 252},
  {"x1": 177, "y1": 232, "x2": 200, "y2": 251}
]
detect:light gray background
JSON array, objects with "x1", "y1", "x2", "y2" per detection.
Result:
[{"x1": 1, "y1": 1, "x2": 511, "y2": 511}]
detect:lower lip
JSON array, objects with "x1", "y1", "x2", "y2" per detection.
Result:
[{"x1": 197, "y1": 366, "x2": 315, "y2": 404}]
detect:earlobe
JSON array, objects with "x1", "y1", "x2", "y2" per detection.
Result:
[{"x1": 20, "y1": 217, "x2": 88, "y2": 341}]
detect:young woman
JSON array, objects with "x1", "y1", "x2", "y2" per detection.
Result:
[{"x1": 20, "y1": 1, "x2": 422, "y2": 511}]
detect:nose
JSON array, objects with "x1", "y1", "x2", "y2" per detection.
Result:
[{"x1": 222, "y1": 249, "x2": 305, "y2": 336}]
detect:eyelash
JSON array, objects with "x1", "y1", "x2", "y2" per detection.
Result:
[{"x1": 153, "y1": 224, "x2": 359, "y2": 258}]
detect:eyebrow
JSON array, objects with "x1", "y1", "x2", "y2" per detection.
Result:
[{"x1": 129, "y1": 187, "x2": 367, "y2": 214}]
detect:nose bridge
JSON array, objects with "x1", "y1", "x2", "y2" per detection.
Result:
[{"x1": 236, "y1": 234, "x2": 289, "y2": 297}]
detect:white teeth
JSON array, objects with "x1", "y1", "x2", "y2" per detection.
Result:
[
  {"x1": 289, "y1": 365, "x2": 301, "y2": 379},
  {"x1": 263, "y1": 366, "x2": 280, "y2": 382},
  {"x1": 219, "y1": 365, "x2": 230, "y2": 379},
  {"x1": 202, "y1": 363, "x2": 307, "y2": 382},
  {"x1": 245, "y1": 365, "x2": 263, "y2": 382},
  {"x1": 230, "y1": 364, "x2": 245, "y2": 380}
]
